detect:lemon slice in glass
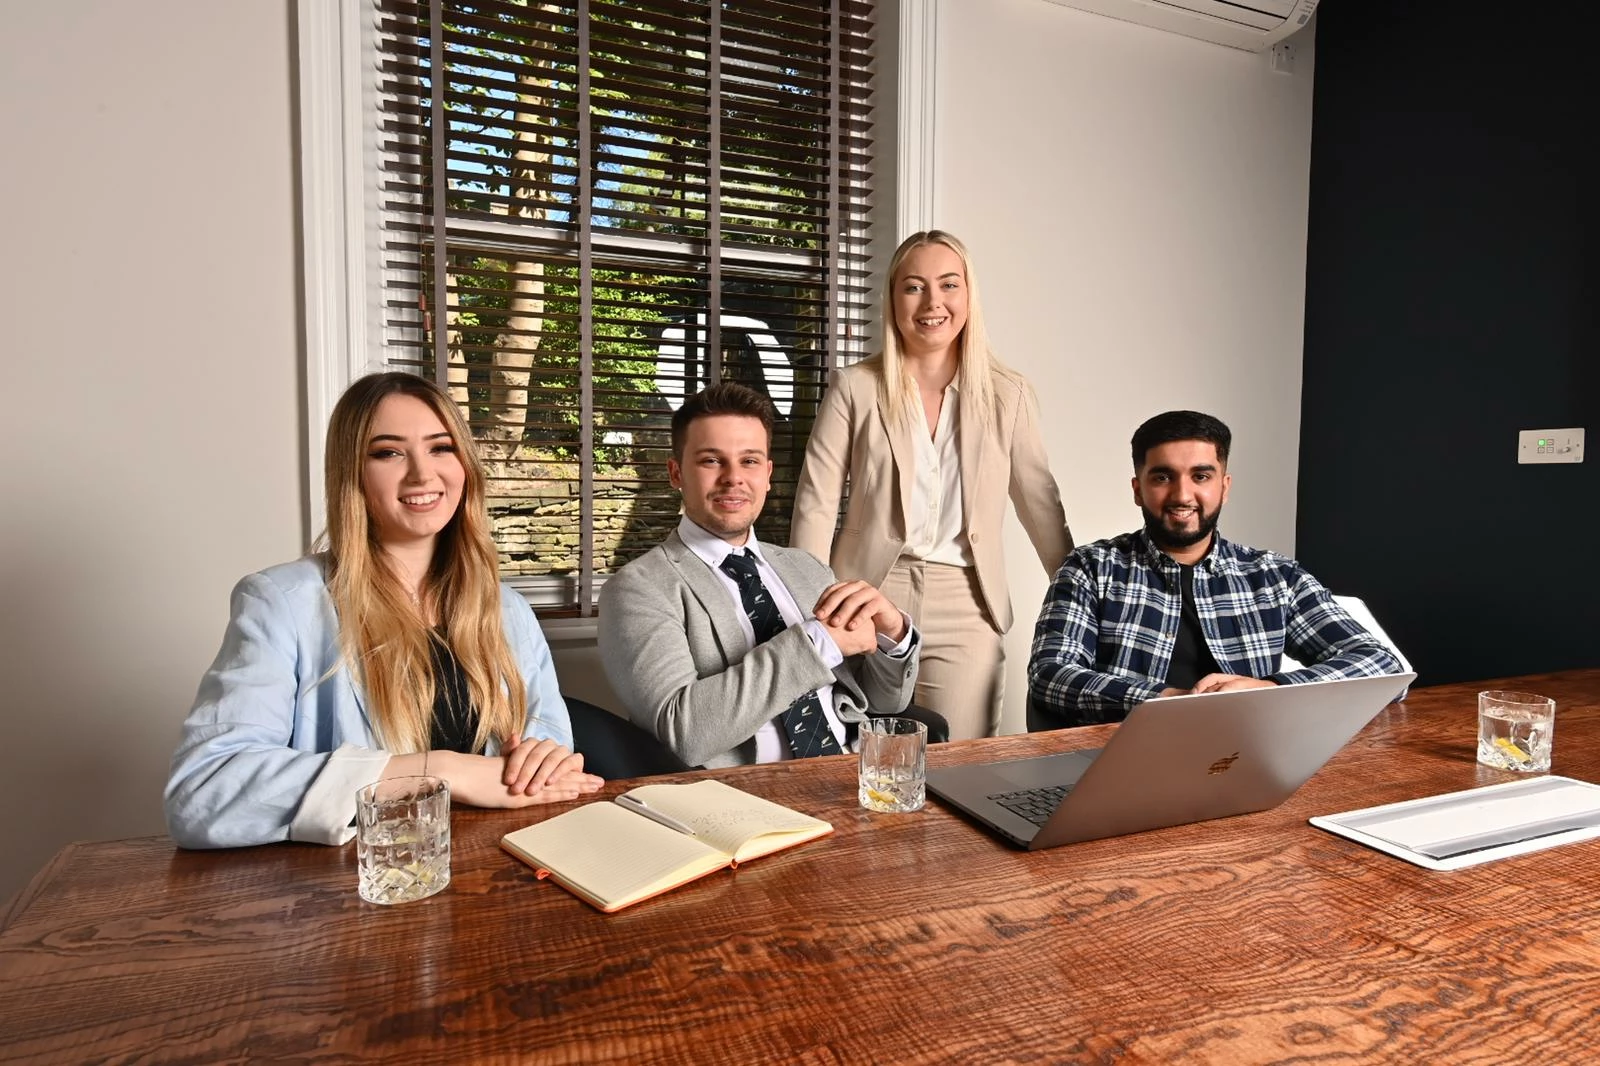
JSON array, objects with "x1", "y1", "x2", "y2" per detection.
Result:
[{"x1": 1493, "y1": 736, "x2": 1531, "y2": 764}]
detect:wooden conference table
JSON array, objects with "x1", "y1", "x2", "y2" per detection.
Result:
[{"x1": 4, "y1": 672, "x2": 1599, "y2": 1064}]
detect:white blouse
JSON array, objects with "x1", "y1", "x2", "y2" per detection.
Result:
[{"x1": 904, "y1": 381, "x2": 974, "y2": 567}]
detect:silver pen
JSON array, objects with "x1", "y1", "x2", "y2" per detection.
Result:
[{"x1": 614, "y1": 793, "x2": 697, "y2": 836}]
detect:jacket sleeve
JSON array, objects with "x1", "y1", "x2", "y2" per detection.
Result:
[
  {"x1": 501, "y1": 586, "x2": 574, "y2": 749},
  {"x1": 164, "y1": 573, "x2": 387, "y2": 849},
  {"x1": 599, "y1": 560, "x2": 838, "y2": 767},
  {"x1": 1027, "y1": 557, "x2": 1165, "y2": 725},
  {"x1": 1005, "y1": 379, "x2": 1073, "y2": 576},
  {"x1": 843, "y1": 626, "x2": 921, "y2": 717},
  {"x1": 790, "y1": 370, "x2": 855, "y2": 563},
  {"x1": 1270, "y1": 567, "x2": 1408, "y2": 697}
]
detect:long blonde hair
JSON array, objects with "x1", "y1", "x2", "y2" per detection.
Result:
[
  {"x1": 875, "y1": 229, "x2": 1027, "y2": 432},
  {"x1": 323, "y1": 372, "x2": 525, "y2": 754}
]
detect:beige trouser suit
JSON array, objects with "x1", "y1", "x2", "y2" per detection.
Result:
[{"x1": 790, "y1": 360, "x2": 1072, "y2": 739}]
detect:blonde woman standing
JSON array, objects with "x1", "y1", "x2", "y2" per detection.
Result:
[
  {"x1": 791, "y1": 231, "x2": 1072, "y2": 738},
  {"x1": 166, "y1": 372, "x2": 601, "y2": 848}
]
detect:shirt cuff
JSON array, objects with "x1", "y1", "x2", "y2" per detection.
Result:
[
  {"x1": 801, "y1": 617, "x2": 845, "y2": 669},
  {"x1": 288, "y1": 744, "x2": 392, "y2": 846},
  {"x1": 1133, "y1": 681, "x2": 1170, "y2": 704},
  {"x1": 878, "y1": 614, "x2": 918, "y2": 658}
]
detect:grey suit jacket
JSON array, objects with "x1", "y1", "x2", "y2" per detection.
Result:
[{"x1": 598, "y1": 530, "x2": 921, "y2": 768}]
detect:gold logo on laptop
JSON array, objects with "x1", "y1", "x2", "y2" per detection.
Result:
[{"x1": 1207, "y1": 753, "x2": 1240, "y2": 775}]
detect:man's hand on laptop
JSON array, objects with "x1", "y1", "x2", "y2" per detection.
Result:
[{"x1": 1193, "y1": 674, "x2": 1278, "y2": 694}]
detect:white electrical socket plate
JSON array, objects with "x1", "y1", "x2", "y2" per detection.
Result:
[{"x1": 1517, "y1": 428, "x2": 1585, "y2": 464}]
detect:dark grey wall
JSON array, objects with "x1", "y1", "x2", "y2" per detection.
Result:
[{"x1": 1297, "y1": 6, "x2": 1596, "y2": 686}]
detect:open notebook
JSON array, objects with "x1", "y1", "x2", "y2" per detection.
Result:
[{"x1": 501, "y1": 780, "x2": 832, "y2": 912}]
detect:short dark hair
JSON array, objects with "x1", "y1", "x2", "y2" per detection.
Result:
[
  {"x1": 671, "y1": 382, "x2": 776, "y2": 459},
  {"x1": 1130, "y1": 410, "x2": 1232, "y2": 470}
]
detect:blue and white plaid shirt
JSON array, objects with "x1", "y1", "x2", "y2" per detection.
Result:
[{"x1": 1028, "y1": 529, "x2": 1404, "y2": 725}]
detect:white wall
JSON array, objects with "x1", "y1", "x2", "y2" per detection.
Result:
[
  {"x1": 0, "y1": 2, "x2": 302, "y2": 902},
  {"x1": 0, "y1": 0, "x2": 1317, "y2": 902},
  {"x1": 926, "y1": 0, "x2": 1317, "y2": 731}
]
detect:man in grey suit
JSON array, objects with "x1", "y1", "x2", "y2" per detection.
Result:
[{"x1": 600, "y1": 383, "x2": 922, "y2": 768}]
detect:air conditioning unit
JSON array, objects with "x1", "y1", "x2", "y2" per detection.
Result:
[{"x1": 1043, "y1": 0, "x2": 1319, "y2": 52}]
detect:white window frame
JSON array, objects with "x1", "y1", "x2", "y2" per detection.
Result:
[
  {"x1": 297, "y1": 0, "x2": 381, "y2": 549},
  {"x1": 897, "y1": 0, "x2": 938, "y2": 237},
  {"x1": 295, "y1": 0, "x2": 938, "y2": 624}
]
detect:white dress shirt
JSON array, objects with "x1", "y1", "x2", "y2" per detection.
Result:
[
  {"x1": 677, "y1": 516, "x2": 913, "y2": 762},
  {"x1": 904, "y1": 381, "x2": 975, "y2": 567}
]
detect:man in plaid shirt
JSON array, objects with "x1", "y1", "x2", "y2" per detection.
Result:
[{"x1": 1028, "y1": 411, "x2": 1404, "y2": 727}]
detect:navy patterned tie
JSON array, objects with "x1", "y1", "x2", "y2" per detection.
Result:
[{"x1": 718, "y1": 549, "x2": 843, "y2": 758}]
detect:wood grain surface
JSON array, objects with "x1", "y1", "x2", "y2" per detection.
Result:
[{"x1": 3, "y1": 672, "x2": 1599, "y2": 1064}]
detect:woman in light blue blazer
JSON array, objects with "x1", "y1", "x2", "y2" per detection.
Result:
[{"x1": 166, "y1": 373, "x2": 602, "y2": 848}]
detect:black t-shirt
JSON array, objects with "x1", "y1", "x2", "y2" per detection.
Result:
[
  {"x1": 1165, "y1": 563, "x2": 1220, "y2": 691},
  {"x1": 428, "y1": 634, "x2": 482, "y2": 754}
]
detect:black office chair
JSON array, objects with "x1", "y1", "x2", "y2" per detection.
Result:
[
  {"x1": 565, "y1": 696, "x2": 695, "y2": 780},
  {"x1": 1026, "y1": 691, "x2": 1078, "y2": 733},
  {"x1": 875, "y1": 702, "x2": 950, "y2": 744}
]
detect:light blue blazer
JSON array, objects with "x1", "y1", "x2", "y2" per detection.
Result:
[{"x1": 164, "y1": 555, "x2": 571, "y2": 849}]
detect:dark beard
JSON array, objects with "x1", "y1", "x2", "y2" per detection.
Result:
[{"x1": 1142, "y1": 503, "x2": 1220, "y2": 552}]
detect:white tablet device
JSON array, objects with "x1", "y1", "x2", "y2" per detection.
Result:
[{"x1": 1311, "y1": 775, "x2": 1600, "y2": 871}]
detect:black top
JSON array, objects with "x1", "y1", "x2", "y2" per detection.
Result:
[
  {"x1": 428, "y1": 634, "x2": 482, "y2": 754},
  {"x1": 1165, "y1": 563, "x2": 1221, "y2": 691}
]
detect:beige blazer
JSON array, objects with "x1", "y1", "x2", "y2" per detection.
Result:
[{"x1": 791, "y1": 360, "x2": 1072, "y2": 634}]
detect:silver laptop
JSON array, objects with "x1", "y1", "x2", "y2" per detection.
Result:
[{"x1": 927, "y1": 672, "x2": 1415, "y2": 850}]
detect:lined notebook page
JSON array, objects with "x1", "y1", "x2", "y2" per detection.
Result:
[
  {"x1": 502, "y1": 802, "x2": 726, "y2": 906},
  {"x1": 625, "y1": 780, "x2": 833, "y2": 861}
]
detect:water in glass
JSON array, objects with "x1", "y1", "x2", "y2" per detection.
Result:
[
  {"x1": 358, "y1": 816, "x2": 451, "y2": 904},
  {"x1": 1477, "y1": 707, "x2": 1554, "y2": 773},
  {"x1": 858, "y1": 717, "x2": 928, "y2": 812},
  {"x1": 859, "y1": 768, "x2": 926, "y2": 813},
  {"x1": 356, "y1": 776, "x2": 451, "y2": 904}
]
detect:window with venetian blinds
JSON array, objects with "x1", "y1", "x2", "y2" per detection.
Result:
[{"x1": 372, "y1": 0, "x2": 876, "y2": 614}]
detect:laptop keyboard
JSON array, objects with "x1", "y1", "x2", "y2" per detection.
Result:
[{"x1": 990, "y1": 784, "x2": 1074, "y2": 826}]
